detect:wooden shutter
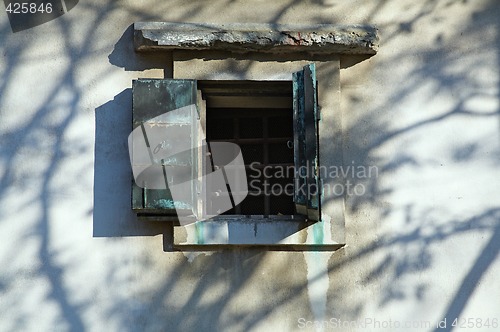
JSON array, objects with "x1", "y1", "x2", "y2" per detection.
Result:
[
  {"x1": 131, "y1": 79, "x2": 199, "y2": 221},
  {"x1": 293, "y1": 64, "x2": 321, "y2": 221}
]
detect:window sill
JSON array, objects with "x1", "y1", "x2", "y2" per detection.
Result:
[{"x1": 173, "y1": 216, "x2": 344, "y2": 251}]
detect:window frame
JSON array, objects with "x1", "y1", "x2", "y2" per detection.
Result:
[{"x1": 131, "y1": 68, "x2": 322, "y2": 223}]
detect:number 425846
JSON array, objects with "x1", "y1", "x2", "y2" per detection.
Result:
[{"x1": 5, "y1": 2, "x2": 53, "y2": 14}]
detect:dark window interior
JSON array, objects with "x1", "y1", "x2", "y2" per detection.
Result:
[{"x1": 203, "y1": 81, "x2": 295, "y2": 216}]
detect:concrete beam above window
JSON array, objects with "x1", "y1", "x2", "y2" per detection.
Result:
[{"x1": 134, "y1": 22, "x2": 378, "y2": 55}]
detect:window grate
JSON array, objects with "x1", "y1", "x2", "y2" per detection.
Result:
[{"x1": 206, "y1": 108, "x2": 294, "y2": 216}]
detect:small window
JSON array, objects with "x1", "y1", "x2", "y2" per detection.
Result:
[
  {"x1": 130, "y1": 64, "x2": 321, "y2": 222},
  {"x1": 203, "y1": 82, "x2": 294, "y2": 216}
]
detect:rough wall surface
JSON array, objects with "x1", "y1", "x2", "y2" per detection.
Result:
[{"x1": 0, "y1": 1, "x2": 499, "y2": 331}]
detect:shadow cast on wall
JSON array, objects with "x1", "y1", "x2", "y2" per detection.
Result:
[
  {"x1": 108, "y1": 24, "x2": 172, "y2": 75},
  {"x1": 93, "y1": 88, "x2": 170, "y2": 238},
  {"x1": 91, "y1": 3, "x2": 500, "y2": 327}
]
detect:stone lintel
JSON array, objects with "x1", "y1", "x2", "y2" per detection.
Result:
[{"x1": 134, "y1": 22, "x2": 378, "y2": 55}]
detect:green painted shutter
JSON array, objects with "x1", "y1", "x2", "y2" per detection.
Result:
[
  {"x1": 131, "y1": 79, "x2": 199, "y2": 221},
  {"x1": 293, "y1": 64, "x2": 321, "y2": 221}
]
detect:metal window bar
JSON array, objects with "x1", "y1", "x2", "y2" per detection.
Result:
[{"x1": 207, "y1": 108, "x2": 294, "y2": 216}]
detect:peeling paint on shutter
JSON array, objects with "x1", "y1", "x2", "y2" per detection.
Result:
[{"x1": 293, "y1": 64, "x2": 321, "y2": 221}]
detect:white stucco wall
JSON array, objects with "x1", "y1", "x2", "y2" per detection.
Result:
[{"x1": 0, "y1": 1, "x2": 499, "y2": 331}]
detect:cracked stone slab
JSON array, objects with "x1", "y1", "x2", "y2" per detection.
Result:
[{"x1": 134, "y1": 22, "x2": 378, "y2": 55}]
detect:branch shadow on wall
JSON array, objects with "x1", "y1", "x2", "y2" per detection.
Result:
[
  {"x1": 324, "y1": 0, "x2": 500, "y2": 328},
  {"x1": 93, "y1": 88, "x2": 170, "y2": 237},
  {"x1": 2, "y1": 0, "x2": 500, "y2": 330}
]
